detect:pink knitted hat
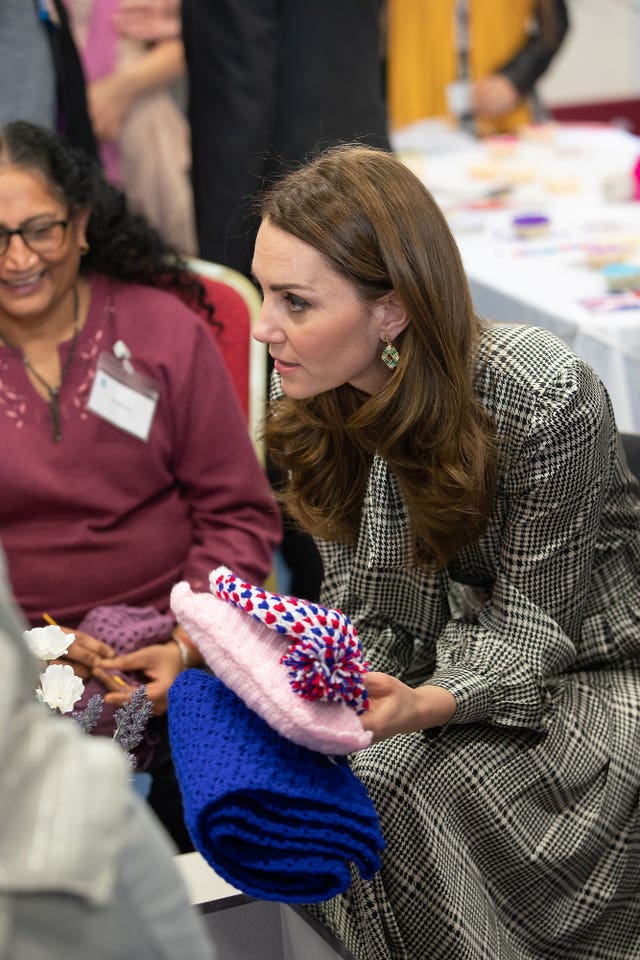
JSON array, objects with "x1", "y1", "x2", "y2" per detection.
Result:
[{"x1": 169, "y1": 567, "x2": 372, "y2": 755}]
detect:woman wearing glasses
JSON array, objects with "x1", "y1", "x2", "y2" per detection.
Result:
[{"x1": 0, "y1": 120, "x2": 280, "y2": 851}]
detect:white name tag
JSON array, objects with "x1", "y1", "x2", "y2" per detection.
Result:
[
  {"x1": 446, "y1": 80, "x2": 472, "y2": 118},
  {"x1": 87, "y1": 352, "x2": 159, "y2": 441}
]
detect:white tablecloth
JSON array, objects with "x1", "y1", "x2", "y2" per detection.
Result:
[{"x1": 396, "y1": 123, "x2": 640, "y2": 432}]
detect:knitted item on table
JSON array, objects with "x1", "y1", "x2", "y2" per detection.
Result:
[
  {"x1": 74, "y1": 605, "x2": 174, "y2": 765},
  {"x1": 170, "y1": 578, "x2": 372, "y2": 755},
  {"x1": 168, "y1": 669, "x2": 385, "y2": 903}
]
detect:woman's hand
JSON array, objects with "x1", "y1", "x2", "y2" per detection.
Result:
[
  {"x1": 472, "y1": 74, "x2": 520, "y2": 119},
  {"x1": 113, "y1": 0, "x2": 182, "y2": 41},
  {"x1": 97, "y1": 642, "x2": 183, "y2": 715},
  {"x1": 52, "y1": 628, "x2": 115, "y2": 682},
  {"x1": 87, "y1": 41, "x2": 185, "y2": 144},
  {"x1": 360, "y1": 672, "x2": 457, "y2": 743}
]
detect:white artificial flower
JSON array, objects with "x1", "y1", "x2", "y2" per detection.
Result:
[
  {"x1": 36, "y1": 664, "x2": 85, "y2": 714},
  {"x1": 23, "y1": 624, "x2": 75, "y2": 661}
]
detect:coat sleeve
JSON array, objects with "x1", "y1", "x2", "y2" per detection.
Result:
[
  {"x1": 430, "y1": 356, "x2": 616, "y2": 731},
  {"x1": 497, "y1": 0, "x2": 569, "y2": 95},
  {"x1": 167, "y1": 319, "x2": 281, "y2": 589}
]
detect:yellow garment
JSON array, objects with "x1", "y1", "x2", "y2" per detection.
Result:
[{"x1": 388, "y1": 0, "x2": 535, "y2": 135}]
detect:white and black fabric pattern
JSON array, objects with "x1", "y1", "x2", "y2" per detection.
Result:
[{"x1": 295, "y1": 323, "x2": 640, "y2": 959}]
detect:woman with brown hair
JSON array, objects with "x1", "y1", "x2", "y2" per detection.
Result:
[
  {"x1": 386, "y1": 0, "x2": 569, "y2": 136},
  {"x1": 251, "y1": 144, "x2": 640, "y2": 959}
]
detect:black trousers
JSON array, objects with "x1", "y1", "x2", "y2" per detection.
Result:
[
  {"x1": 144, "y1": 716, "x2": 194, "y2": 854},
  {"x1": 181, "y1": 0, "x2": 390, "y2": 275}
]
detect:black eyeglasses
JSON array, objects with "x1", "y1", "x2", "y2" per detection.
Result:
[{"x1": 0, "y1": 219, "x2": 69, "y2": 257}]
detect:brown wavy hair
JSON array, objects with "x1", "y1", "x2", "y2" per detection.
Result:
[{"x1": 261, "y1": 144, "x2": 496, "y2": 568}]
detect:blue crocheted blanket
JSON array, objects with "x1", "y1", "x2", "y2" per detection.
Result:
[{"x1": 168, "y1": 669, "x2": 385, "y2": 902}]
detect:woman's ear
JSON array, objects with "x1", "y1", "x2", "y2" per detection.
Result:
[
  {"x1": 72, "y1": 207, "x2": 92, "y2": 247},
  {"x1": 376, "y1": 291, "x2": 409, "y2": 342}
]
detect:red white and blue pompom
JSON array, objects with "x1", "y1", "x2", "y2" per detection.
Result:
[
  {"x1": 210, "y1": 567, "x2": 369, "y2": 713},
  {"x1": 281, "y1": 634, "x2": 369, "y2": 714}
]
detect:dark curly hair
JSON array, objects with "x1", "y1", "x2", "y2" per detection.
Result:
[{"x1": 0, "y1": 120, "x2": 217, "y2": 328}]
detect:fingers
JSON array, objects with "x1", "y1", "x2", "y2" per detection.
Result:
[
  {"x1": 50, "y1": 657, "x2": 92, "y2": 682},
  {"x1": 472, "y1": 76, "x2": 519, "y2": 118},
  {"x1": 66, "y1": 628, "x2": 115, "y2": 660},
  {"x1": 102, "y1": 650, "x2": 147, "y2": 672},
  {"x1": 113, "y1": 0, "x2": 181, "y2": 40},
  {"x1": 104, "y1": 680, "x2": 167, "y2": 716},
  {"x1": 362, "y1": 671, "x2": 395, "y2": 696},
  {"x1": 92, "y1": 666, "x2": 136, "y2": 695}
]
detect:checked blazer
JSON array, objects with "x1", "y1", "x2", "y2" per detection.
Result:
[{"x1": 291, "y1": 322, "x2": 640, "y2": 960}]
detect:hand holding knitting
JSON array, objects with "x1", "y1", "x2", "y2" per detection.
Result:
[
  {"x1": 361, "y1": 673, "x2": 457, "y2": 742},
  {"x1": 100, "y1": 642, "x2": 182, "y2": 715},
  {"x1": 171, "y1": 570, "x2": 373, "y2": 754},
  {"x1": 52, "y1": 627, "x2": 115, "y2": 681}
]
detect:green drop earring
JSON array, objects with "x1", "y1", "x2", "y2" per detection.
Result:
[{"x1": 381, "y1": 336, "x2": 400, "y2": 370}]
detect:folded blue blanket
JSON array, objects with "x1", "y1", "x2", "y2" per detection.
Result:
[{"x1": 168, "y1": 670, "x2": 385, "y2": 902}]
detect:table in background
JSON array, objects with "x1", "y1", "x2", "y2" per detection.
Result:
[{"x1": 395, "y1": 122, "x2": 640, "y2": 433}]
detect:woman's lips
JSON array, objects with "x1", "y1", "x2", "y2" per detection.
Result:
[
  {"x1": 2, "y1": 271, "x2": 45, "y2": 296},
  {"x1": 273, "y1": 358, "x2": 300, "y2": 374}
]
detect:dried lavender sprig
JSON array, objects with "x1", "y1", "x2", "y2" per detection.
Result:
[
  {"x1": 72, "y1": 693, "x2": 104, "y2": 733},
  {"x1": 112, "y1": 684, "x2": 154, "y2": 753}
]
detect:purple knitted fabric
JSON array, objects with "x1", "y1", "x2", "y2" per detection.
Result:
[
  {"x1": 74, "y1": 605, "x2": 174, "y2": 761},
  {"x1": 168, "y1": 669, "x2": 385, "y2": 903}
]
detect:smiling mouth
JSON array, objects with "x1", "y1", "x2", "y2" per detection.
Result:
[{"x1": 3, "y1": 271, "x2": 45, "y2": 288}]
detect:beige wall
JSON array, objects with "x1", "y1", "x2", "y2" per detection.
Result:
[{"x1": 539, "y1": 1, "x2": 640, "y2": 106}]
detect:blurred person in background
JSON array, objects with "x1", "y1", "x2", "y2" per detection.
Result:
[
  {"x1": 386, "y1": 0, "x2": 569, "y2": 136},
  {"x1": 181, "y1": 0, "x2": 389, "y2": 601},
  {"x1": 0, "y1": 0, "x2": 97, "y2": 156},
  {"x1": 67, "y1": 0, "x2": 196, "y2": 252},
  {"x1": 181, "y1": 0, "x2": 389, "y2": 279}
]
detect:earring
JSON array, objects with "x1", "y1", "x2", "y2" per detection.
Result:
[
  {"x1": 80, "y1": 241, "x2": 90, "y2": 255},
  {"x1": 381, "y1": 336, "x2": 400, "y2": 370}
]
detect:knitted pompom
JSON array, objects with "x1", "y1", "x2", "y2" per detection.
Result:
[
  {"x1": 171, "y1": 580, "x2": 372, "y2": 754},
  {"x1": 210, "y1": 566, "x2": 369, "y2": 712},
  {"x1": 281, "y1": 635, "x2": 369, "y2": 714}
]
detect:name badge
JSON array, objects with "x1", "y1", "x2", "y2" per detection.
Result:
[
  {"x1": 87, "y1": 352, "x2": 159, "y2": 441},
  {"x1": 446, "y1": 80, "x2": 472, "y2": 118}
]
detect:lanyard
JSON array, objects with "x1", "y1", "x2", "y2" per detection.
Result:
[{"x1": 454, "y1": 0, "x2": 470, "y2": 82}]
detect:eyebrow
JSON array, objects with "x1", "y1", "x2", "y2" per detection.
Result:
[
  {"x1": 0, "y1": 213, "x2": 64, "y2": 230},
  {"x1": 268, "y1": 282, "x2": 312, "y2": 292},
  {"x1": 250, "y1": 271, "x2": 312, "y2": 293}
]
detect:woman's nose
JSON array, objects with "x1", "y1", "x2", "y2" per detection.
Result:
[
  {"x1": 3, "y1": 233, "x2": 38, "y2": 268},
  {"x1": 252, "y1": 300, "x2": 285, "y2": 344}
]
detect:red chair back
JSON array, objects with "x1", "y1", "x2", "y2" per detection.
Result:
[
  {"x1": 196, "y1": 275, "x2": 252, "y2": 420},
  {"x1": 183, "y1": 258, "x2": 265, "y2": 457}
]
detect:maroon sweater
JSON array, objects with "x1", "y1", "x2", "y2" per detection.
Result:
[{"x1": 0, "y1": 275, "x2": 281, "y2": 627}]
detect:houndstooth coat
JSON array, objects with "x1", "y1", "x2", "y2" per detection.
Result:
[{"x1": 301, "y1": 323, "x2": 640, "y2": 960}]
